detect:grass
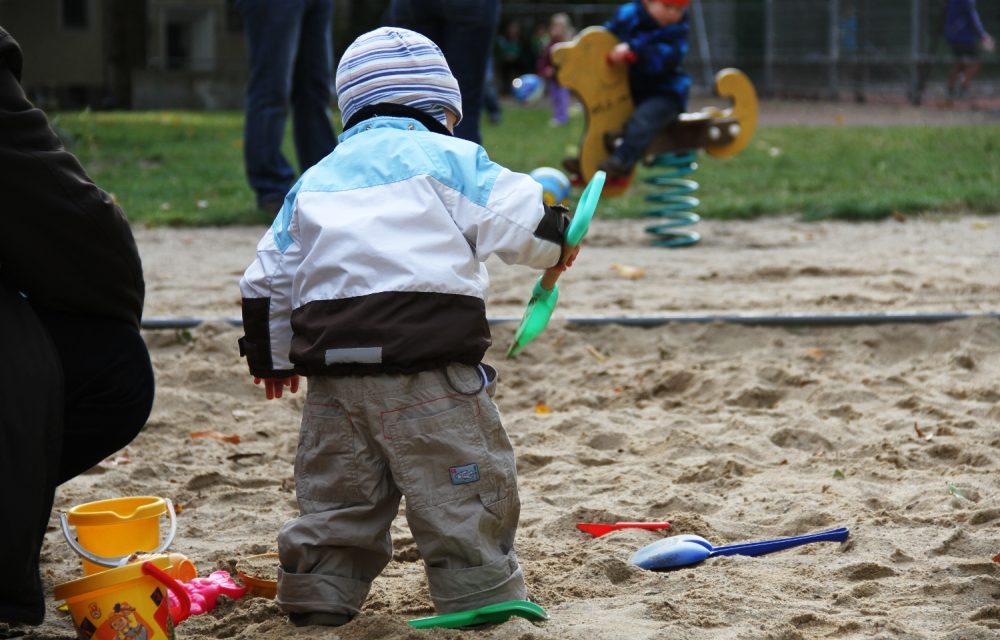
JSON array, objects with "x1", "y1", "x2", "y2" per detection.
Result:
[{"x1": 54, "y1": 104, "x2": 999, "y2": 226}]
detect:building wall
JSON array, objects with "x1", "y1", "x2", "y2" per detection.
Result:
[{"x1": 0, "y1": 0, "x2": 106, "y2": 97}]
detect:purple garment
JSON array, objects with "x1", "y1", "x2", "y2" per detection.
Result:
[{"x1": 944, "y1": 0, "x2": 988, "y2": 46}]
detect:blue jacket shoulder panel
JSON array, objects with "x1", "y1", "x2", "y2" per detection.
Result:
[{"x1": 271, "y1": 117, "x2": 502, "y2": 252}]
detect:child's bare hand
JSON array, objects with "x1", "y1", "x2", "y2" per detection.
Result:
[
  {"x1": 253, "y1": 375, "x2": 300, "y2": 400},
  {"x1": 560, "y1": 243, "x2": 581, "y2": 269},
  {"x1": 607, "y1": 43, "x2": 633, "y2": 65}
]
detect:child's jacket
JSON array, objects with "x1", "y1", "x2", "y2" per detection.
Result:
[
  {"x1": 239, "y1": 107, "x2": 566, "y2": 378},
  {"x1": 605, "y1": 1, "x2": 691, "y2": 110}
]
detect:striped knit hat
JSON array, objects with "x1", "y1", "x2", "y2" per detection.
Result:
[{"x1": 336, "y1": 27, "x2": 463, "y2": 128}]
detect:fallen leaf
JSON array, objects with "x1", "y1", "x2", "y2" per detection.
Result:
[
  {"x1": 892, "y1": 211, "x2": 906, "y2": 222},
  {"x1": 534, "y1": 403, "x2": 552, "y2": 415},
  {"x1": 191, "y1": 430, "x2": 241, "y2": 444},
  {"x1": 913, "y1": 422, "x2": 925, "y2": 439},
  {"x1": 832, "y1": 469, "x2": 845, "y2": 479},
  {"x1": 610, "y1": 263, "x2": 646, "y2": 280},
  {"x1": 992, "y1": 553, "x2": 999, "y2": 564},
  {"x1": 805, "y1": 348, "x2": 824, "y2": 360}
]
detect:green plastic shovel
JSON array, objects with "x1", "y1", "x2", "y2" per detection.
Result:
[
  {"x1": 407, "y1": 599, "x2": 549, "y2": 629},
  {"x1": 506, "y1": 170, "x2": 606, "y2": 357}
]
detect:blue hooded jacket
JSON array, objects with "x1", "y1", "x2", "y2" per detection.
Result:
[{"x1": 605, "y1": 1, "x2": 691, "y2": 110}]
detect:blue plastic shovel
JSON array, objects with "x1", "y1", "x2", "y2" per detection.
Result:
[{"x1": 630, "y1": 527, "x2": 850, "y2": 570}]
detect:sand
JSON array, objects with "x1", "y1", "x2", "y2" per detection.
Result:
[{"x1": 27, "y1": 209, "x2": 999, "y2": 640}]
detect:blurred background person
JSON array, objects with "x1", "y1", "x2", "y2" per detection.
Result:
[
  {"x1": 537, "y1": 12, "x2": 575, "y2": 127},
  {"x1": 387, "y1": 0, "x2": 500, "y2": 144},
  {"x1": 496, "y1": 20, "x2": 533, "y2": 94},
  {"x1": 944, "y1": 0, "x2": 995, "y2": 101},
  {"x1": 237, "y1": 0, "x2": 338, "y2": 216}
]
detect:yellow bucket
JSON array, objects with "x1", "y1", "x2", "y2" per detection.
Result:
[
  {"x1": 60, "y1": 496, "x2": 177, "y2": 575},
  {"x1": 54, "y1": 556, "x2": 191, "y2": 639}
]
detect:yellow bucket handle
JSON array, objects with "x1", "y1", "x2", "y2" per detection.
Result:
[{"x1": 60, "y1": 498, "x2": 178, "y2": 569}]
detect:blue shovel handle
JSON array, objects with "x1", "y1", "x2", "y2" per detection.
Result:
[{"x1": 710, "y1": 527, "x2": 850, "y2": 558}]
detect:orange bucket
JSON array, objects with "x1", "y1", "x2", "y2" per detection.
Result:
[
  {"x1": 54, "y1": 556, "x2": 191, "y2": 639},
  {"x1": 60, "y1": 496, "x2": 177, "y2": 575}
]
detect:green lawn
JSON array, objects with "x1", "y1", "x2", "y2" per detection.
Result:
[{"x1": 54, "y1": 105, "x2": 999, "y2": 226}]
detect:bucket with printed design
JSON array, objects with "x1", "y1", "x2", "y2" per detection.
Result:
[{"x1": 54, "y1": 556, "x2": 191, "y2": 640}]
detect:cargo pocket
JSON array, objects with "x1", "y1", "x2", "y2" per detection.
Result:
[
  {"x1": 296, "y1": 400, "x2": 363, "y2": 507},
  {"x1": 384, "y1": 396, "x2": 497, "y2": 511}
]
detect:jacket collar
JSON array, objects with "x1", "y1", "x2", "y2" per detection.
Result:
[{"x1": 343, "y1": 103, "x2": 453, "y2": 137}]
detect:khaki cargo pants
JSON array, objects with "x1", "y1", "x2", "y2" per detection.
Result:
[{"x1": 276, "y1": 363, "x2": 526, "y2": 618}]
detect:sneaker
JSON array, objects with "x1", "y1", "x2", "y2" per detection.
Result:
[
  {"x1": 288, "y1": 611, "x2": 353, "y2": 627},
  {"x1": 602, "y1": 131, "x2": 623, "y2": 152},
  {"x1": 597, "y1": 156, "x2": 632, "y2": 180}
]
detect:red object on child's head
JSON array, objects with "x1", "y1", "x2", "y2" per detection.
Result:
[{"x1": 651, "y1": 0, "x2": 690, "y2": 7}]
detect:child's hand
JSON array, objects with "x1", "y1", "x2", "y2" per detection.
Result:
[
  {"x1": 607, "y1": 43, "x2": 635, "y2": 65},
  {"x1": 559, "y1": 242, "x2": 581, "y2": 270},
  {"x1": 544, "y1": 242, "x2": 581, "y2": 280},
  {"x1": 253, "y1": 375, "x2": 300, "y2": 400}
]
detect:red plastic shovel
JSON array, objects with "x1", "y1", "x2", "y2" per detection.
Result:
[{"x1": 576, "y1": 522, "x2": 672, "y2": 538}]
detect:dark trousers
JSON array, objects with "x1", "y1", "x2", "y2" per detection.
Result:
[
  {"x1": 388, "y1": 0, "x2": 500, "y2": 144},
  {"x1": 0, "y1": 283, "x2": 154, "y2": 625},
  {"x1": 614, "y1": 96, "x2": 682, "y2": 168},
  {"x1": 237, "y1": 0, "x2": 337, "y2": 207}
]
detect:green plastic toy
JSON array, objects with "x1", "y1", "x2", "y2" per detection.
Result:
[
  {"x1": 407, "y1": 599, "x2": 549, "y2": 629},
  {"x1": 506, "y1": 170, "x2": 606, "y2": 358}
]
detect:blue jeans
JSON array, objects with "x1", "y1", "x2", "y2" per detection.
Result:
[
  {"x1": 614, "y1": 96, "x2": 682, "y2": 168},
  {"x1": 237, "y1": 0, "x2": 337, "y2": 207},
  {"x1": 387, "y1": 0, "x2": 500, "y2": 144}
]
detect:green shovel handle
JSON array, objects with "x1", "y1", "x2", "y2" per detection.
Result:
[{"x1": 566, "y1": 170, "x2": 605, "y2": 246}]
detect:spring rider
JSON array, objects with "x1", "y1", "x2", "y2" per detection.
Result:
[{"x1": 552, "y1": 26, "x2": 758, "y2": 247}]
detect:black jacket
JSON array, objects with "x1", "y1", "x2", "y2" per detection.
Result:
[{"x1": 0, "y1": 25, "x2": 144, "y2": 327}]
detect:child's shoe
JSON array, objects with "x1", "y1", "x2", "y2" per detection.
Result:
[
  {"x1": 288, "y1": 611, "x2": 353, "y2": 627},
  {"x1": 597, "y1": 156, "x2": 631, "y2": 180}
]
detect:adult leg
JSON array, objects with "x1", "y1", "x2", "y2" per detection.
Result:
[
  {"x1": 438, "y1": 0, "x2": 499, "y2": 143},
  {"x1": 388, "y1": 0, "x2": 499, "y2": 144},
  {"x1": 947, "y1": 61, "x2": 965, "y2": 97},
  {"x1": 290, "y1": 0, "x2": 337, "y2": 172},
  {"x1": 959, "y1": 61, "x2": 982, "y2": 94},
  {"x1": 238, "y1": 0, "x2": 305, "y2": 210},
  {"x1": 277, "y1": 377, "x2": 400, "y2": 624},
  {"x1": 30, "y1": 308, "x2": 154, "y2": 482},
  {"x1": 0, "y1": 285, "x2": 62, "y2": 627}
]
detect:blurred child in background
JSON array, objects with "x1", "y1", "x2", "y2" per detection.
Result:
[
  {"x1": 600, "y1": 0, "x2": 691, "y2": 179},
  {"x1": 537, "y1": 12, "x2": 575, "y2": 127}
]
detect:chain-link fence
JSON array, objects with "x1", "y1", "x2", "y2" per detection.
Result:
[{"x1": 503, "y1": 1, "x2": 999, "y2": 104}]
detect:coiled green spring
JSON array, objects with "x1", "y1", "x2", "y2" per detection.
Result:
[{"x1": 644, "y1": 150, "x2": 701, "y2": 248}]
